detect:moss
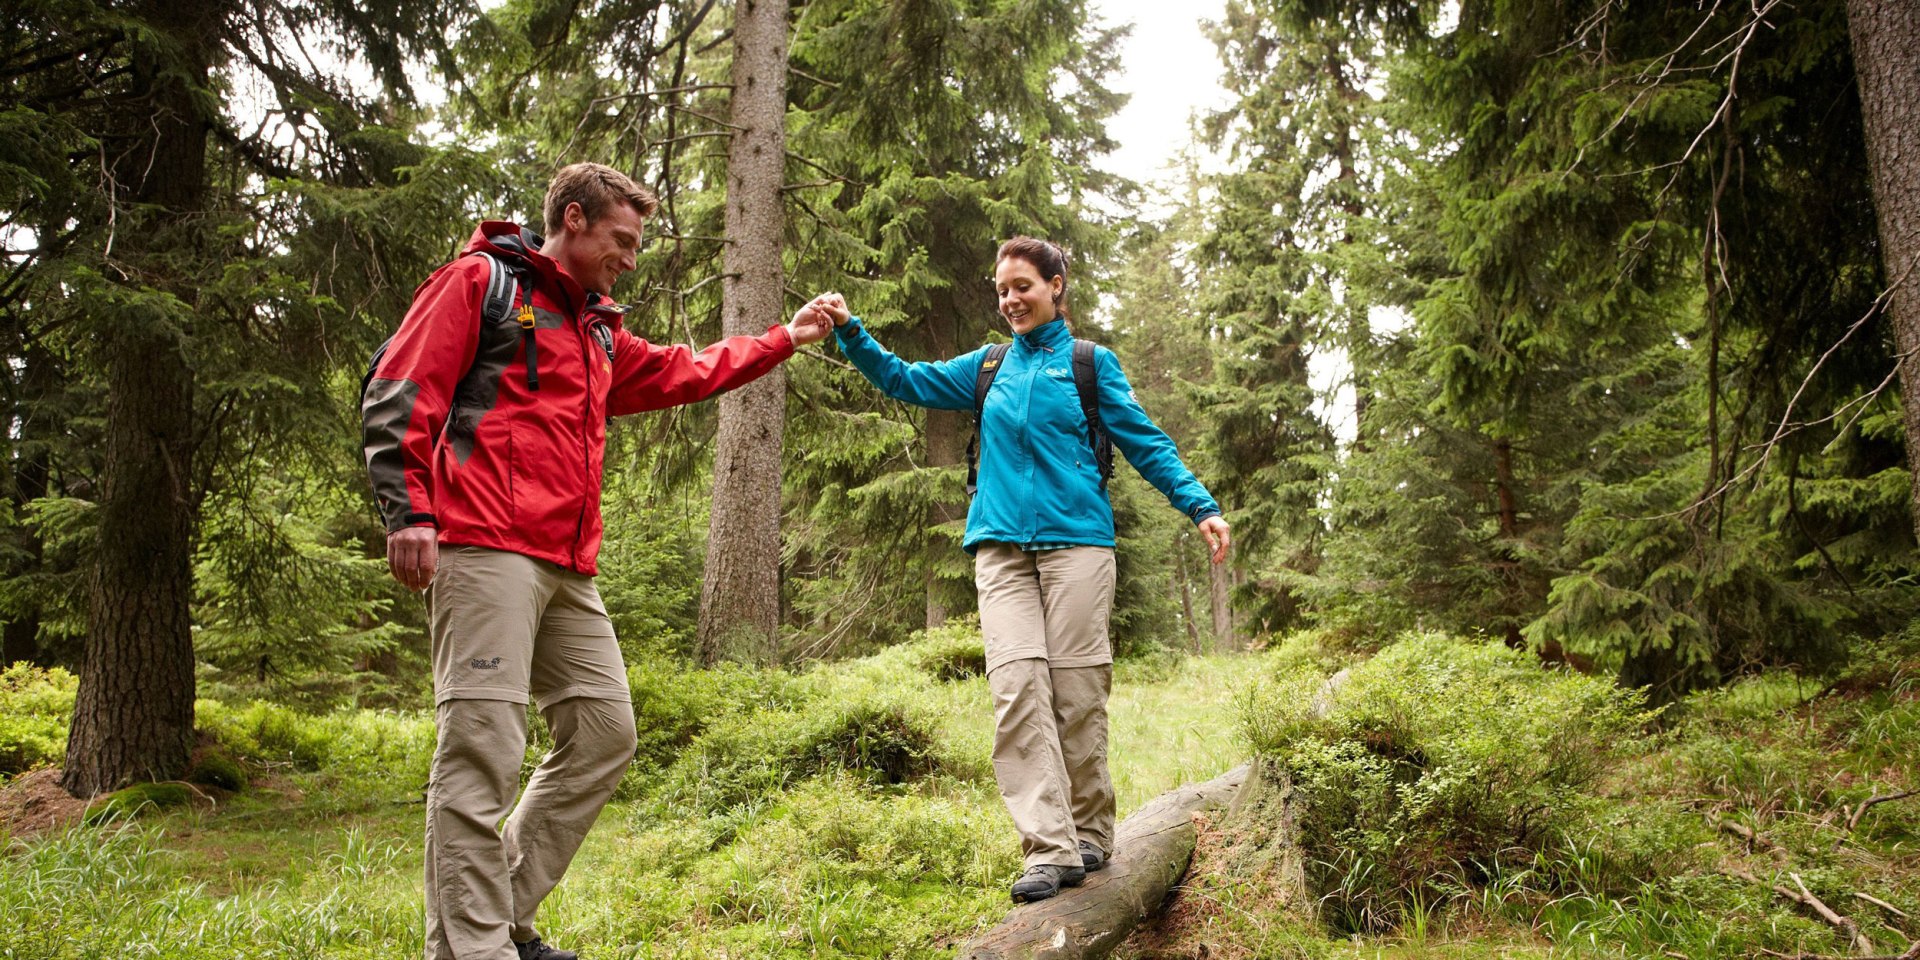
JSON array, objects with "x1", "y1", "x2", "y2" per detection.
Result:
[
  {"x1": 83, "y1": 782, "x2": 194, "y2": 825},
  {"x1": 186, "y1": 753, "x2": 247, "y2": 792}
]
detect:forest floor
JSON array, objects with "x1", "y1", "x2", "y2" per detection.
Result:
[{"x1": 1, "y1": 631, "x2": 1916, "y2": 959}]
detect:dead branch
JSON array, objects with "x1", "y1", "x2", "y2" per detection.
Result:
[
  {"x1": 1846, "y1": 790, "x2": 1917, "y2": 834},
  {"x1": 1854, "y1": 892, "x2": 1910, "y2": 921},
  {"x1": 1757, "y1": 944, "x2": 1920, "y2": 960},
  {"x1": 1726, "y1": 867, "x2": 1874, "y2": 956},
  {"x1": 1712, "y1": 816, "x2": 1789, "y2": 860}
]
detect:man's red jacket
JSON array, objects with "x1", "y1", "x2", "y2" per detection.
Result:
[{"x1": 362, "y1": 221, "x2": 794, "y2": 575}]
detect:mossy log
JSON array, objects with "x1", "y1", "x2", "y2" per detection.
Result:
[{"x1": 956, "y1": 764, "x2": 1250, "y2": 960}]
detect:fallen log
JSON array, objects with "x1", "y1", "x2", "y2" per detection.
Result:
[
  {"x1": 957, "y1": 669, "x2": 1351, "y2": 960},
  {"x1": 957, "y1": 764, "x2": 1251, "y2": 960}
]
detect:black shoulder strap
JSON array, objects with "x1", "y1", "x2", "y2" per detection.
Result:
[
  {"x1": 476, "y1": 252, "x2": 539, "y2": 392},
  {"x1": 964, "y1": 343, "x2": 1013, "y2": 497},
  {"x1": 1072, "y1": 339, "x2": 1113, "y2": 493},
  {"x1": 361, "y1": 251, "x2": 527, "y2": 404}
]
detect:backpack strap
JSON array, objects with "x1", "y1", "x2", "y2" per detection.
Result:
[
  {"x1": 475, "y1": 252, "x2": 539, "y2": 392},
  {"x1": 965, "y1": 342, "x2": 1013, "y2": 497},
  {"x1": 360, "y1": 251, "x2": 532, "y2": 406},
  {"x1": 1072, "y1": 339, "x2": 1113, "y2": 494}
]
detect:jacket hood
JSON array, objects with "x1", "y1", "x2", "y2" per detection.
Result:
[{"x1": 463, "y1": 220, "x2": 621, "y2": 321}]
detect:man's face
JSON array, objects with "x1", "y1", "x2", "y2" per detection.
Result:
[{"x1": 559, "y1": 200, "x2": 645, "y2": 295}]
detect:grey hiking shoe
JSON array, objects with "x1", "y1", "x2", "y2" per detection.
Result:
[
  {"x1": 1010, "y1": 862, "x2": 1086, "y2": 903},
  {"x1": 1079, "y1": 839, "x2": 1109, "y2": 872},
  {"x1": 515, "y1": 938, "x2": 578, "y2": 960}
]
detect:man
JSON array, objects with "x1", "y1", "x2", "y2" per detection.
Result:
[{"x1": 362, "y1": 162, "x2": 832, "y2": 960}]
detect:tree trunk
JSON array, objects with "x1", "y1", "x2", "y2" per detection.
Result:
[
  {"x1": 1847, "y1": 0, "x2": 1920, "y2": 544},
  {"x1": 698, "y1": 0, "x2": 790, "y2": 665},
  {"x1": 1175, "y1": 533, "x2": 1202, "y2": 653},
  {"x1": 1208, "y1": 556, "x2": 1234, "y2": 650},
  {"x1": 1491, "y1": 436, "x2": 1527, "y2": 650},
  {"x1": 60, "y1": 24, "x2": 207, "y2": 797},
  {"x1": 926, "y1": 407, "x2": 967, "y2": 629},
  {"x1": 4, "y1": 341, "x2": 65, "y2": 668}
]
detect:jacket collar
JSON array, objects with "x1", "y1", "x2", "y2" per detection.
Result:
[{"x1": 1017, "y1": 318, "x2": 1073, "y2": 353}]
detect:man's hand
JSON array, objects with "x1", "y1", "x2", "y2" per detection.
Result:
[
  {"x1": 786, "y1": 301, "x2": 834, "y2": 346},
  {"x1": 387, "y1": 526, "x2": 439, "y2": 591},
  {"x1": 1199, "y1": 515, "x2": 1232, "y2": 565},
  {"x1": 805, "y1": 292, "x2": 852, "y2": 327}
]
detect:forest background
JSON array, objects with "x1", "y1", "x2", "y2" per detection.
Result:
[{"x1": 2, "y1": 0, "x2": 1918, "y2": 956}]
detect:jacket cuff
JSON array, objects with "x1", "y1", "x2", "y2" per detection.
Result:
[
  {"x1": 389, "y1": 512, "x2": 437, "y2": 533},
  {"x1": 833, "y1": 316, "x2": 866, "y2": 344},
  {"x1": 764, "y1": 323, "x2": 797, "y2": 356},
  {"x1": 1192, "y1": 509, "x2": 1222, "y2": 525}
]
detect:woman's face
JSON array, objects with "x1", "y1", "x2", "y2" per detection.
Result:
[{"x1": 995, "y1": 255, "x2": 1061, "y2": 335}]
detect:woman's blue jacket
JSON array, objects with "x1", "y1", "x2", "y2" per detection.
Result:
[{"x1": 833, "y1": 316, "x2": 1222, "y2": 553}]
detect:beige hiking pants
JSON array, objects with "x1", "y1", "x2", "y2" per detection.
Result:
[
  {"x1": 422, "y1": 545, "x2": 637, "y2": 960},
  {"x1": 976, "y1": 543, "x2": 1117, "y2": 869}
]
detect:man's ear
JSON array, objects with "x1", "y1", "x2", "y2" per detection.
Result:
[{"x1": 564, "y1": 201, "x2": 589, "y2": 233}]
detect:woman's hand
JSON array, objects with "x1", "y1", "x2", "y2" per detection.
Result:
[
  {"x1": 806, "y1": 291, "x2": 852, "y2": 327},
  {"x1": 1199, "y1": 515, "x2": 1232, "y2": 565}
]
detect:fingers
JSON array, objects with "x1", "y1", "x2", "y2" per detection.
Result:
[
  {"x1": 386, "y1": 528, "x2": 438, "y2": 591},
  {"x1": 1201, "y1": 517, "x2": 1232, "y2": 565}
]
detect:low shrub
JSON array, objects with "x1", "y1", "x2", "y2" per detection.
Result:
[
  {"x1": 911, "y1": 621, "x2": 986, "y2": 683},
  {"x1": 627, "y1": 657, "x2": 800, "y2": 774},
  {"x1": 195, "y1": 699, "x2": 434, "y2": 789},
  {"x1": 1237, "y1": 632, "x2": 1655, "y2": 933},
  {"x1": 0, "y1": 663, "x2": 76, "y2": 776}
]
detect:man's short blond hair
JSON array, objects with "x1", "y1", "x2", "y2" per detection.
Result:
[{"x1": 543, "y1": 162, "x2": 659, "y2": 235}]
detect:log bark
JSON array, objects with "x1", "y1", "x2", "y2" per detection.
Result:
[
  {"x1": 1846, "y1": 0, "x2": 1920, "y2": 544},
  {"x1": 957, "y1": 765, "x2": 1251, "y2": 960},
  {"x1": 697, "y1": 0, "x2": 789, "y2": 664}
]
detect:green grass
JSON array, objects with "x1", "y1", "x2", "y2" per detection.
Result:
[
  {"x1": 7, "y1": 628, "x2": 1915, "y2": 959},
  {"x1": 0, "y1": 635, "x2": 1257, "y2": 958}
]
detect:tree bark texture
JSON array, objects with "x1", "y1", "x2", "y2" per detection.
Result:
[
  {"x1": 60, "y1": 19, "x2": 208, "y2": 796},
  {"x1": 1847, "y1": 0, "x2": 1920, "y2": 544},
  {"x1": 698, "y1": 0, "x2": 790, "y2": 664},
  {"x1": 957, "y1": 765, "x2": 1252, "y2": 960}
]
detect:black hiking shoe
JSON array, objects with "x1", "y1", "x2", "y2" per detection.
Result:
[
  {"x1": 1079, "y1": 839, "x2": 1109, "y2": 872},
  {"x1": 515, "y1": 938, "x2": 578, "y2": 960},
  {"x1": 1010, "y1": 862, "x2": 1086, "y2": 903}
]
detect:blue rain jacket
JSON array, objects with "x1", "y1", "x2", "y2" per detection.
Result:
[{"x1": 834, "y1": 316, "x2": 1221, "y2": 552}]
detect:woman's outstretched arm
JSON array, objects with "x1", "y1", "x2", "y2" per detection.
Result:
[{"x1": 810, "y1": 292, "x2": 982, "y2": 411}]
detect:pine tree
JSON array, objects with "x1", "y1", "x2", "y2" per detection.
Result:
[{"x1": 3, "y1": 0, "x2": 476, "y2": 794}]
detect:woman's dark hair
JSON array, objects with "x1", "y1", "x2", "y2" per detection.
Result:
[{"x1": 996, "y1": 236, "x2": 1069, "y2": 319}]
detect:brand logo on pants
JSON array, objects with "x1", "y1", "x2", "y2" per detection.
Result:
[{"x1": 470, "y1": 657, "x2": 503, "y2": 670}]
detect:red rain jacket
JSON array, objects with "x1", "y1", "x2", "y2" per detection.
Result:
[{"x1": 362, "y1": 221, "x2": 793, "y2": 574}]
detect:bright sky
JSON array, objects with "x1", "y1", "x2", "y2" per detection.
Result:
[{"x1": 1091, "y1": 1, "x2": 1233, "y2": 191}]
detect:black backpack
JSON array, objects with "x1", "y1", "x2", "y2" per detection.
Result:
[
  {"x1": 965, "y1": 339, "x2": 1113, "y2": 496},
  {"x1": 360, "y1": 251, "x2": 537, "y2": 404}
]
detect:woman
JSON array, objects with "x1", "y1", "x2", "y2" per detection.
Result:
[{"x1": 809, "y1": 237, "x2": 1230, "y2": 903}]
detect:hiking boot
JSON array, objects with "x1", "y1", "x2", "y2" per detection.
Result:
[
  {"x1": 1079, "y1": 839, "x2": 1109, "y2": 872},
  {"x1": 515, "y1": 938, "x2": 578, "y2": 960},
  {"x1": 1010, "y1": 862, "x2": 1086, "y2": 903}
]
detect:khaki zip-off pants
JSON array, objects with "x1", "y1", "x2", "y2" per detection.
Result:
[
  {"x1": 975, "y1": 543, "x2": 1118, "y2": 869},
  {"x1": 422, "y1": 545, "x2": 637, "y2": 960}
]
